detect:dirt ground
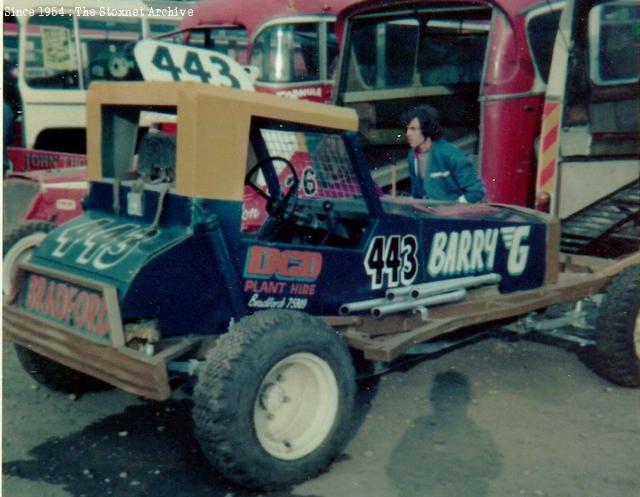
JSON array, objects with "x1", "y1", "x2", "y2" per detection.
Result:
[{"x1": 3, "y1": 332, "x2": 639, "y2": 497}]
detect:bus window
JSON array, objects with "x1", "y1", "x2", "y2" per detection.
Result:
[
  {"x1": 419, "y1": 20, "x2": 488, "y2": 86},
  {"x1": 347, "y1": 18, "x2": 420, "y2": 89},
  {"x1": 346, "y1": 16, "x2": 487, "y2": 91},
  {"x1": 527, "y1": 6, "x2": 562, "y2": 84},
  {"x1": 4, "y1": 14, "x2": 20, "y2": 120},
  {"x1": 78, "y1": 16, "x2": 143, "y2": 84},
  {"x1": 251, "y1": 23, "x2": 320, "y2": 83},
  {"x1": 148, "y1": 19, "x2": 181, "y2": 41},
  {"x1": 25, "y1": 14, "x2": 79, "y2": 89},
  {"x1": 185, "y1": 29, "x2": 207, "y2": 47},
  {"x1": 211, "y1": 29, "x2": 248, "y2": 63},
  {"x1": 185, "y1": 28, "x2": 248, "y2": 63},
  {"x1": 589, "y1": 1, "x2": 640, "y2": 85},
  {"x1": 326, "y1": 22, "x2": 339, "y2": 79},
  {"x1": 3, "y1": 14, "x2": 19, "y2": 67}
]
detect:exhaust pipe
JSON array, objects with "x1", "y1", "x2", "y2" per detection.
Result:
[
  {"x1": 342, "y1": 273, "x2": 500, "y2": 316},
  {"x1": 339, "y1": 296, "x2": 394, "y2": 315},
  {"x1": 411, "y1": 273, "x2": 501, "y2": 299},
  {"x1": 372, "y1": 288, "x2": 467, "y2": 319},
  {"x1": 386, "y1": 273, "x2": 500, "y2": 301},
  {"x1": 385, "y1": 285, "x2": 413, "y2": 300}
]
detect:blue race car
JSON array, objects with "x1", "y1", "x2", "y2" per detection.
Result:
[{"x1": 4, "y1": 82, "x2": 639, "y2": 490}]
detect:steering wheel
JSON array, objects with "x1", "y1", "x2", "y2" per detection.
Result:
[{"x1": 245, "y1": 156, "x2": 300, "y2": 238}]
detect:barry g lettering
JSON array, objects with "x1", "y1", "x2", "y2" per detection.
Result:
[{"x1": 428, "y1": 226, "x2": 531, "y2": 277}]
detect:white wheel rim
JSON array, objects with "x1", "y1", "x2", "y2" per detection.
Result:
[
  {"x1": 3, "y1": 232, "x2": 47, "y2": 304},
  {"x1": 253, "y1": 352, "x2": 339, "y2": 460}
]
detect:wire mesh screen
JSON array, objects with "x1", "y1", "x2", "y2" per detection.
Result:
[{"x1": 261, "y1": 129, "x2": 363, "y2": 200}]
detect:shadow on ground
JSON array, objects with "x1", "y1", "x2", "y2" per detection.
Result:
[
  {"x1": 3, "y1": 373, "x2": 380, "y2": 497},
  {"x1": 387, "y1": 371, "x2": 503, "y2": 497},
  {"x1": 3, "y1": 398, "x2": 319, "y2": 497}
]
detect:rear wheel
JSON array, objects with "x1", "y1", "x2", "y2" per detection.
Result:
[
  {"x1": 595, "y1": 265, "x2": 640, "y2": 387},
  {"x1": 3, "y1": 221, "x2": 55, "y2": 303},
  {"x1": 14, "y1": 345, "x2": 111, "y2": 394},
  {"x1": 193, "y1": 310, "x2": 356, "y2": 489}
]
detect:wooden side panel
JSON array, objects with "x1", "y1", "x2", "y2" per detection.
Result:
[
  {"x1": 4, "y1": 305, "x2": 171, "y2": 400},
  {"x1": 343, "y1": 271, "x2": 617, "y2": 362}
]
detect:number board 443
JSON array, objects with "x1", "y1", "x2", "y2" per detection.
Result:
[{"x1": 134, "y1": 40, "x2": 254, "y2": 90}]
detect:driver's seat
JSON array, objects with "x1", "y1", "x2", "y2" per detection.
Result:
[{"x1": 137, "y1": 131, "x2": 176, "y2": 183}]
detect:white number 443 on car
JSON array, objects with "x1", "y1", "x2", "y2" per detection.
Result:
[{"x1": 134, "y1": 39, "x2": 255, "y2": 90}]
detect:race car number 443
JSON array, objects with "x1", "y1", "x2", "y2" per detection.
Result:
[{"x1": 134, "y1": 40, "x2": 254, "y2": 90}]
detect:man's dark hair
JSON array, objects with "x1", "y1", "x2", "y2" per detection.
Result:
[{"x1": 403, "y1": 104, "x2": 443, "y2": 140}]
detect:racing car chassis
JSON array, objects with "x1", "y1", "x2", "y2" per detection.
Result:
[
  {"x1": 6, "y1": 250, "x2": 638, "y2": 402},
  {"x1": 338, "y1": 252, "x2": 640, "y2": 362},
  {"x1": 4, "y1": 81, "x2": 639, "y2": 490}
]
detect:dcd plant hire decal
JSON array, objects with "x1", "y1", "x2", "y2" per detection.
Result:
[{"x1": 243, "y1": 246, "x2": 324, "y2": 310}]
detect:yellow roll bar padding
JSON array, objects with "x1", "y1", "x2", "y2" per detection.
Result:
[{"x1": 86, "y1": 82, "x2": 358, "y2": 201}]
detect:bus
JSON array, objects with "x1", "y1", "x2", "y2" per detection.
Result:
[
  {"x1": 166, "y1": 0, "x2": 357, "y2": 102},
  {"x1": 334, "y1": 0, "x2": 639, "y2": 255},
  {"x1": 3, "y1": 0, "x2": 356, "y2": 230}
]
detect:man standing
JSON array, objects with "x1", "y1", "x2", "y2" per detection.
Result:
[{"x1": 404, "y1": 105, "x2": 485, "y2": 203}]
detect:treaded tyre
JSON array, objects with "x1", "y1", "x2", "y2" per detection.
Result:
[
  {"x1": 14, "y1": 345, "x2": 111, "y2": 394},
  {"x1": 3, "y1": 221, "x2": 55, "y2": 303},
  {"x1": 595, "y1": 265, "x2": 640, "y2": 387},
  {"x1": 193, "y1": 310, "x2": 356, "y2": 490}
]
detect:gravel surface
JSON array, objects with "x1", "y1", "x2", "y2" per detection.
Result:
[{"x1": 3, "y1": 334, "x2": 639, "y2": 497}]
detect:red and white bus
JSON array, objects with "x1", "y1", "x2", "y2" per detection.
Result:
[
  {"x1": 170, "y1": 0, "x2": 358, "y2": 102},
  {"x1": 334, "y1": 0, "x2": 639, "y2": 255},
  {"x1": 3, "y1": 0, "x2": 357, "y2": 230}
]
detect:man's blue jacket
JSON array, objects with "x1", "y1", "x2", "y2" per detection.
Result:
[{"x1": 407, "y1": 138, "x2": 485, "y2": 203}]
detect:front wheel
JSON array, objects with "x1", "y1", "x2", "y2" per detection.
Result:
[
  {"x1": 14, "y1": 345, "x2": 111, "y2": 394},
  {"x1": 193, "y1": 310, "x2": 356, "y2": 490},
  {"x1": 595, "y1": 265, "x2": 640, "y2": 387}
]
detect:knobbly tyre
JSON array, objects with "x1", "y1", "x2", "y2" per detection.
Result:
[{"x1": 4, "y1": 81, "x2": 639, "y2": 490}]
